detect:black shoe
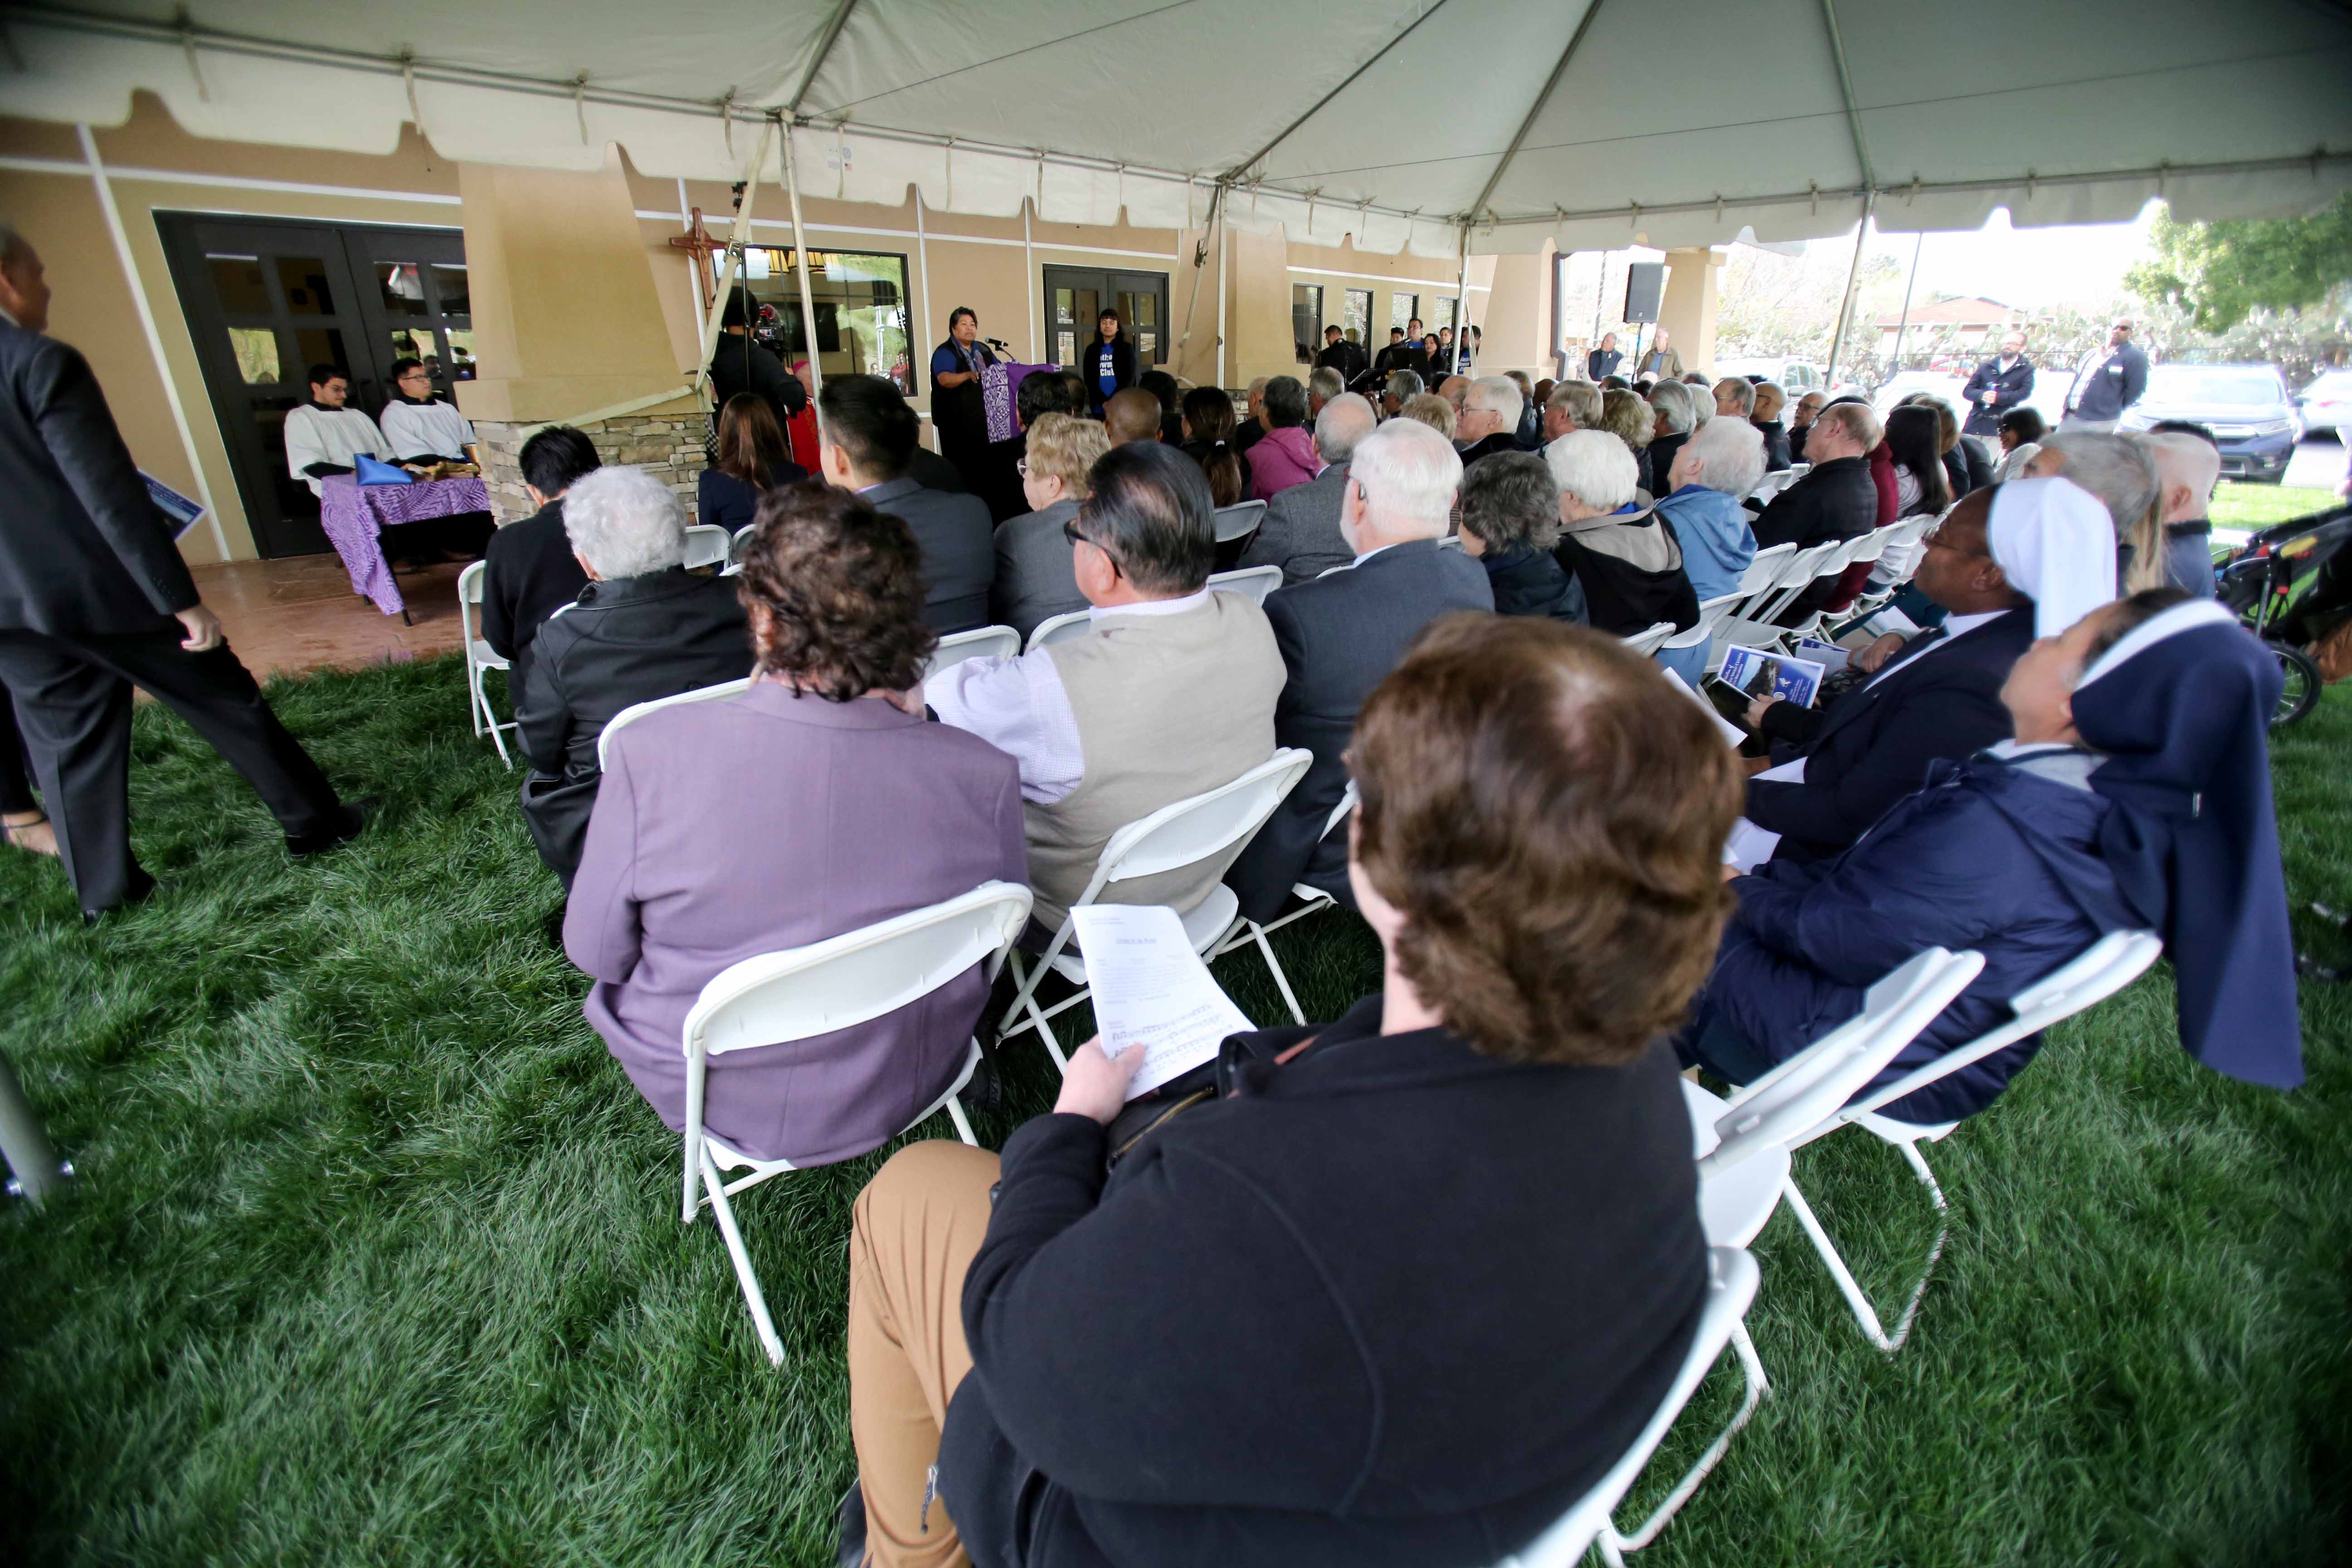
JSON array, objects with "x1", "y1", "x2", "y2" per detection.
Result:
[
  {"x1": 287, "y1": 799, "x2": 371, "y2": 857},
  {"x1": 834, "y1": 1480, "x2": 867, "y2": 1568},
  {"x1": 82, "y1": 869, "x2": 158, "y2": 926}
]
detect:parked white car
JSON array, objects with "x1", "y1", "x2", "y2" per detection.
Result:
[{"x1": 1714, "y1": 356, "x2": 1831, "y2": 395}]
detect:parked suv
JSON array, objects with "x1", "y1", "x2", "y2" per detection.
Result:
[{"x1": 2119, "y1": 364, "x2": 2300, "y2": 483}]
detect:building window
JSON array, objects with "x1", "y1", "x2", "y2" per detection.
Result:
[
  {"x1": 1389, "y1": 292, "x2": 1419, "y2": 333},
  {"x1": 741, "y1": 247, "x2": 914, "y2": 395},
  {"x1": 1291, "y1": 284, "x2": 1323, "y2": 364},
  {"x1": 1344, "y1": 289, "x2": 1372, "y2": 347}
]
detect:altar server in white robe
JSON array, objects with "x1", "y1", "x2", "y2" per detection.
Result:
[
  {"x1": 283, "y1": 363, "x2": 387, "y2": 495},
  {"x1": 377, "y1": 357, "x2": 476, "y2": 462}
]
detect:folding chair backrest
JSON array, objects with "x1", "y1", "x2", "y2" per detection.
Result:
[
  {"x1": 1499, "y1": 1248, "x2": 1762, "y2": 1568},
  {"x1": 1213, "y1": 500, "x2": 1268, "y2": 543},
  {"x1": 923, "y1": 624, "x2": 1021, "y2": 683},
  {"x1": 1842, "y1": 930, "x2": 2162, "y2": 1121},
  {"x1": 731, "y1": 524, "x2": 757, "y2": 564},
  {"x1": 1845, "y1": 523, "x2": 1899, "y2": 568},
  {"x1": 683, "y1": 524, "x2": 731, "y2": 571},
  {"x1": 1093, "y1": 748, "x2": 1312, "y2": 890},
  {"x1": 1699, "y1": 946, "x2": 1985, "y2": 1176},
  {"x1": 1321, "y1": 779, "x2": 1359, "y2": 841},
  {"x1": 1208, "y1": 564, "x2": 1283, "y2": 605},
  {"x1": 1661, "y1": 591, "x2": 1744, "y2": 652},
  {"x1": 1621, "y1": 620, "x2": 1678, "y2": 657},
  {"x1": 1732, "y1": 542, "x2": 1797, "y2": 603},
  {"x1": 598, "y1": 676, "x2": 753, "y2": 768},
  {"x1": 1026, "y1": 610, "x2": 1093, "y2": 652},
  {"x1": 458, "y1": 559, "x2": 487, "y2": 644},
  {"x1": 684, "y1": 881, "x2": 1034, "y2": 1058}
]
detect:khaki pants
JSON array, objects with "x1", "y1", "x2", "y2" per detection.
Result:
[{"x1": 848, "y1": 1140, "x2": 1004, "y2": 1568}]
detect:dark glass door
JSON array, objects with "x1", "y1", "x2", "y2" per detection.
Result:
[
  {"x1": 1043, "y1": 265, "x2": 1169, "y2": 372},
  {"x1": 157, "y1": 214, "x2": 467, "y2": 559}
]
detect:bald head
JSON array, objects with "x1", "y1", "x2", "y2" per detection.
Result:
[
  {"x1": 2140, "y1": 431, "x2": 2222, "y2": 524},
  {"x1": 1438, "y1": 375, "x2": 1470, "y2": 412},
  {"x1": 1314, "y1": 392, "x2": 1377, "y2": 464},
  {"x1": 1104, "y1": 388, "x2": 1163, "y2": 446}
]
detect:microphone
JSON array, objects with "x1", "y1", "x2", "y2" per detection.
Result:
[{"x1": 983, "y1": 338, "x2": 1011, "y2": 350}]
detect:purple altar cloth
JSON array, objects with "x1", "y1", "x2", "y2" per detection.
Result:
[{"x1": 318, "y1": 472, "x2": 491, "y2": 616}]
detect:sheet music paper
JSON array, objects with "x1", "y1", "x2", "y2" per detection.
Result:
[{"x1": 1071, "y1": 904, "x2": 1254, "y2": 1100}]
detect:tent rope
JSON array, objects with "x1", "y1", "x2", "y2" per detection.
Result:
[
  {"x1": 572, "y1": 74, "x2": 589, "y2": 143},
  {"x1": 717, "y1": 90, "x2": 735, "y2": 158},
  {"x1": 179, "y1": 18, "x2": 208, "y2": 101},
  {"x1": 400, "y1": 52, "x2": 423, "y2": 136}
]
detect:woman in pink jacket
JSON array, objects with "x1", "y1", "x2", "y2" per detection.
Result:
[{"x1": 1247, "y1": 375, "x2": 1322, "y2": 501}]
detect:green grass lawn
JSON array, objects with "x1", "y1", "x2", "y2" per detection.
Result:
[
  {"x1": 2, "y1": 655, "x2": 2347, "y2": 1567},
  {"x1": 2211, "y1": 480, "x2": 2341, "y2": 533}
]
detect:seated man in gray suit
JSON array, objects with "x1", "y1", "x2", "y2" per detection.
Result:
[
  {"x1": 1224, "y1": 416, "x2": 1494, "y2": 923},
  {"x1": 929, "y1": 442, "x2": 1283, "y2": 934},
  {"x1": 818, "y1": 373, "x2": 994, "y2": 632},
  {"x1": 1237, "y1": 391, "x2": 1375, "y2": 585},
  {"x1": 991, "y1": 412, "x2": 1112, "y2": 640},
  {"x1": 518, "y1": 466, "x2": 754, "y2": 886}
]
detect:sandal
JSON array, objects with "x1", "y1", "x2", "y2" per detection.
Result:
[{"x1": 3, "y1": 811, "x2": 59, "y2": 859}]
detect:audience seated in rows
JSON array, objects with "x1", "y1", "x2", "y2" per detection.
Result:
[
  {"x1": 1712, "y1": 376, "x2": 1756, "y2": 423},
  {"x1": 1884, "y1": 404, "x2": 1954, "y2": 520},
  {"x1": 838, "y1": 614, "x2": 1728, "y2": 1568},
  {"x1": 1786, "y1": 389, "x2": 1827, "y2": 461},
  {"x1": 696, "y1": 393, "x2": 808, "y2": 535},
  {"x1": 480, "y1": 424, "x2": 600, "y2": 699},
  {"x1": 820, "y1": 375, "x2": 995, "y2": 634},
  {"x1": 1752, "y1": 400, "x2": 1883, "y2": 625},
  {"x1": 991, "y1": 413, "x2": 1112, "y2": 640},
  {"x1": 565, "y1": 483, "x2": 1024, "y2": 1166},
  {"x1": 977, "y1": 369, "x2": 1083, "y2": 524},
  {"x1": 1139, "y1": 371, "x2": 1186, "y2": 447},
  {"x1": 1225, "y1": 417, "x2": 1492, "y2": 924},
  {"x1": 1455, "y1": 375, "x2": 1524, "y2": 469},
  {"x1": 1542, "y1": 379, "x2": 1603, "y2": 451},
  {"x1": 1399, "y1": 392, "x2": 1456, "y2": 439},
  {"x1": 1645, "y1": 380, "x2": 1700, "y2": 490},
  {"x1": 517, "y1": 466, "x2": 753, "y2": 884},
  {"x1": 2026, "y1": 428, "x2": 2159, "y2": 592},
  {"x1": 1437, "y1": 374, "x2": 1470, "y2": 420},
  {"x1": 1547, "y1": 431, "x2": 1699, "y2": 639},
  {"x1": 1248, "y1": 376, "x2": 1319, "y2": 502},
  {"x1": 2137, "y1": 427, "x2": 2222, "y2": 598},
  {"x1": 1686, "y1": 586, "x2": 2302, "y2": 1125},
  {"x1": 1459, "y1": 451, "x2": 1582, "y2": 622},
  {"x1": 926, "y1": 443, "x2": 1281, "y2": 934},
  {"x1": 1102, "y1": 387, "x2": 1162, "y2": 448},
  {"x1": 1379, "y1": 368, "x2": 1423, "y2": 418},
  {"x1": 1993, "y1": 406, "x2": 2046, "y2": 482},
  {"x1": 1233, "y1": 376, "x2": 1270, "y2": 453},
  {"x1": 1505, "y1": 370, "x2": 1543, "y2": 449},
  {"x1": 1236, "y1": 392, "x2": 1375, "y2": 585},
  {"x1": 1751, "y1": 382, "x2": 1793, "y2": 471},
  {"x1": 1598, "y1": 385, "x2": 1658, "y2": 495},
  {"x1": 1178, "y1": 385, "x2": 1252, "y2": 508},
  {"x1": 1650, "y1": 416, "x2": 1765, "y2": 682},
  {"x1": 1304, "y1": 366, "x2": 1346, "y2": 428},
  {"x1": 1744, "y1": 476, "x2": 2116, "y2": 866},
  {"x1": 1909, "y1": 394, "x2": 1992, "y2": 498}
]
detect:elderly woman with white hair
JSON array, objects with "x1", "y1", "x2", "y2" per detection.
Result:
[
  {"x1": 1646, "y1": 378, "x2": 1700, "y2": 488},
  {"x1": 1651, "y1": 417, "x2": 1764, "y2": 681},
  {"x1": 517, "y1": 464, "x2": 754, "y2": 883},
  {"x1": 1546, "y1": 430, "x2": 1699, "y2": 641}
]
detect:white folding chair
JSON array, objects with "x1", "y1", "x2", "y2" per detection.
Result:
[
  {"x1": 1024, "y1": 609, "x2": 1093, "y2": 653},
  {"x1": 457, "y1": 559, "x2": 518, "y2": 769},
  {"x1": 723, "y1": 523, "x2": 758, "y2": 575},
  {"x1": 683, "y1": 523, "x2": 731, "y2": 571},
  {"x1": 1212, "y1": 500, "x2": 1267, "y2": 544},
  {"x1": 1000, "y1": 749, "x2": 1313, "y2": 1069},
  {"x1": 1207, "y1": 781, "x2": 1356, "y2": 1025},
  {"x1": 922, "y1": 624, "x2": 1021, "y2": 684},
  {"x1": 679, "y1": 881, "x2": 1034, "y2": 1367},
  {"x1": 1770, "y1": 930, "x2": 2164, "y2": 1353},
  {"x1": 1208, "y1": 564, "x2": 1284, "y2": 605},
  {"x1": 1714, "y1": 538, "x2": 1847, "y2": 660},
  {"x1": 1600, "y1": 948, "x2": 1984, "y2": 1556},
  {"x1": 1619, "y1": 620, "x2": 1678, "y2": 657},
  {"x1": 1657, "y1": 591, "x2": 1743, "y2": 661},
  {"x1": 598, "y1": 676, "x2": 753, "y2": 769},
  {"x1": 1494, "y1": 1249, "x2": 1762, "y2": 1568}
]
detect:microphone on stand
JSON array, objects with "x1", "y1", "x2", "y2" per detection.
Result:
[{"x1": 983, "y1": 338, "x2": 1012, "y2": 350}]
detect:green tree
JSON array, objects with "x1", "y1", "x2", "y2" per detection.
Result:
[{"x1": 2128, "y1": 193, "x2": 2352, "y2": 333}]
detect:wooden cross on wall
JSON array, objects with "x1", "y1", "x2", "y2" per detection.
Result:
[{"x1": 667, "y1": 208, "x2": 729, "y2": 314}]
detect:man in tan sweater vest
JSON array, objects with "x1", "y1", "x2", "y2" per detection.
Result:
[{"x1": 928, "y1": 442, "x2": 1283, "y2": 933}]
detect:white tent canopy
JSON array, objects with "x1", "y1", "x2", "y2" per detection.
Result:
[{"x1": 6, "y1": 0, "x2": 2350, "y2": 258}]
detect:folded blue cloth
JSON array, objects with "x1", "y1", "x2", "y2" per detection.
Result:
[{"x1": 354, "y1": 454, "x2": 414, "y2": 486}]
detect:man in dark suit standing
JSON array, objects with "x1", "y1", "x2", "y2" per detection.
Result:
[
  {"x1": 1741, "y1": 486, "x2": 2031, "y2": 863},
  {"x1": 817, "y1": 375, "x2": 993, "y2": 633},
  {"x1": 0, "y1": 227, "x2": 356, "y2": 920},
  {"x1": 1225, "y1": 416, "x2": 1492, "y2": 922},
  {"x1": 1961, "y1": 331, "x2": 2034, "y2": 439},
  {"x1": 1313, "y1": 325, "x2": 1367, "y2": 387},
  {"x1": 480, "y1": 424, "x2": 600, "y2": 700}
]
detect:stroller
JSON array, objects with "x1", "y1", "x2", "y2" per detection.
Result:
[{"x1": 2212, "y1": 500, "x2": 2352, "y2": 728}]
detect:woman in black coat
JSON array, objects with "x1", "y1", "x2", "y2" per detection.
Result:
[
  {"x1": 1461, "y1": 450, "x2": 1585, "y2": 621},
  {"x1": 834, "y1": 615, "x2": 1727, "y2": 1568},
  {"x1": 1079, "y1": 307, "x2": 1137, "y2": 415}
]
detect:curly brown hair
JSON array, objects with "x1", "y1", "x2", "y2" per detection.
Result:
[
  {"x1": 1350, "y1": 614, "x2": 1741, "y2": 1065},
  {"x1": 736, "y1": 481, "x2": 936, "y2": 701}
]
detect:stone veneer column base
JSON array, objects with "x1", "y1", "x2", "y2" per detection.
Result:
[{"x1": 472, "y1": 412, "x2": 710, "y2": 525}]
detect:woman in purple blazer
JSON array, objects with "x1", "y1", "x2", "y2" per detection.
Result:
[{"x1": 565, "y1": 482, "x2": 1026, "y2": 1167}]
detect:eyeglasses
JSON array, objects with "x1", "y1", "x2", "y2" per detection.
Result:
[
  {"x1": 397, "y1": 371, "x2": 431, "y2": 383},
  {"x1": 1063, "y1": 518, "x2": 1122, "y2": 577},
  {"x1": 1919, "y1": 526, "x2": 1989, "y2": 560},
  {"x1": 1016, "y1": 458, "x2": 1030, "y2": 477}
]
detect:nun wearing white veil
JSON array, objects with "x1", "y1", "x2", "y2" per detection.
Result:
[{"x1": 1683, "y1": 578, "x2": 2303, "y2": 1124}]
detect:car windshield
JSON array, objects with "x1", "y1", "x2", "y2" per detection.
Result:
[{"x1": 2146, "y1": 367, "x2": 2283, "y2": 406}]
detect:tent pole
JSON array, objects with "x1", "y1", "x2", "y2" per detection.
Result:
[
  {"x1": 1215, "y1": 223, "x2": 1228, "y2": 389},
  {"x1": 1176, "y1": 183, "x2": 1225, "y2": 380},
  {"x1": 1824, "y1": 191, "x2": 1876, "y2": 388},
  {"x1": 780, "y1": 118, "x2": 826, "y2": 407},
  {"x1": 1889, "y1": 227, "x2": 1924, "y2": 372},
  {"x1": 690, "y1": 116, "x2": 779, "y2": 401},
  {"x1": 1454, "y1": 225, "x2": 1472, "y2": 366}
]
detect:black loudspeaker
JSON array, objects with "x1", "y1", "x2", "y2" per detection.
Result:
[{"x1": 1623, "y1": 262, "x2": 1664, "y2": 324}]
